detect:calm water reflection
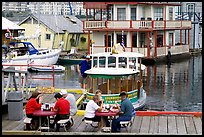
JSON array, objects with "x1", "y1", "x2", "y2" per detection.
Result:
[
  {"x1": 144, "y1": 55, "x2": 202, "y2": 112},
  {"x1": 31, "y1": 55, "x2": 202, "y2": 112}
]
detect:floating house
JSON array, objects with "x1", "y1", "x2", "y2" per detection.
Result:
[
  {"x1": 18, "y1": 14, "x2": 89, "y2": 51},
  {"x1": 83, "y1": 2, "x2": 192, "y2": 62}
]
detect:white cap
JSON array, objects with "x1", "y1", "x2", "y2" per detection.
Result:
[
  {"x1": 60, "y1": 89, "x2": 67, "y2": 95},
  {"x1": 86, "y1": 55, "x2": 90, "y2": 59}
]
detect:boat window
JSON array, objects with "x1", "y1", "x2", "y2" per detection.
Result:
[
  {"x1": 118, "y1": 57, "x2": 127, "y2": 68},
  {"x1": 93, "y1": 57, "x2": 98, "y2": 67},
  {"x1": 16, "y1": 43, "x2": 24, "y2": 48},
  {"x1": 26, "y1": 43, "x2": 38, "y2": 55},
  {"x1": 42, "y1": 52, "x2": 46, "y2": 54},
  {"x1": 129, "y1": 57, "x2": 137, "y2": 69},
  {"x1": 108, "y1": 56, "x2": 116, "y2": 68},
  {"x1": 99, "y1": 56, "x2": 106, "y2": 68}
]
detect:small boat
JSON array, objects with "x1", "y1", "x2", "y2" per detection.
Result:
[
  {"x1": 2, "y1": 41, "x2": 62, "y2": 67},
  {"x1": 57, "y1": 48, "x2": 86, "y2": 65},
  {"x1": 83, "y1": 51, "x2": 147, "y2": 110},
  {"x1": 57, "y1": 54, "x2": 85, "y2": 65},
  {"x1": 27, "y1": 65, "x2": 65, "y2": 72}
]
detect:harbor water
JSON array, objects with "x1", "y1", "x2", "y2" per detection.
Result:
[{"x1": 30, "y1": 55, "x2": 202, "y2": 112}]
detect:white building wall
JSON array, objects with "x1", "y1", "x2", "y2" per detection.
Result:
[{"x1": 93, "y1": 32, "x2": 105, "y2": 46}]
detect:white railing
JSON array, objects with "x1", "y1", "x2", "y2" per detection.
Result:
[
  {"x1": 91, "y1": 46, "x2": 112, "y2": 54},
  {"x1": 90, "y1": 45, "x2": 189, "y2": 57},
  {"x1": 170, "y1": 45, "x2": 189, "y2": 55},
  {"x1": 157, "y1": 47, "x2": 167, "y2": 56},
  {"x1": 84, "y1": 20, "x2": 191, "y2": 30},
  {"x1": 84, "y1": 21, "x2": 106, "y2": 28},
  {"x1": 107, "y1": 21, "x2": 130, "y2": 29},
  {"x1": 132, "y1": 48, "x2": 147, "y2": 57},
  {"x1": 182, "y1": 21, "x2": 191, "y2": 28},
  {"x1": 166, "y1": 21, "x2": 181, "y2": 28}
]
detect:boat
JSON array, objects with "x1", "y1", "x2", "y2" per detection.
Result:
[
  {"x1": 57, "y1": 48, "x2": 86, "y2": 65},
  {"x1": 57, "y1": 54, "x2": 85, "y2": 65},
  {"x1": 27, "y1": 65, "x2": 65, "y2": 72},
  {"x1": 2, "y1": 41, "x2": 62, "y2": 67},
  {"x1": 83, "y1": 51, "x2": 147, "y2": 110}
]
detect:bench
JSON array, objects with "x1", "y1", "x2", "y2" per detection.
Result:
[
  {"x1": 119, "y1": 109, "x2": 136, "y2": 132},
  {"x1": 119, "y1": 116, "x2": 135, "y2": 132},
  {"x1": 82, "y1": 119, "x2": 99, "y2": 131},
  {"x1": 23, "y1": 117, "x2": 32, "y2": 130},
  {"x1": 57, "y1": 116, "x2": 73, "y2": 132}
]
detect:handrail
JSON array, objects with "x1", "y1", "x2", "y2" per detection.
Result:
[{"x1": 2, "y1": 64, "x2": 55, "y2": 87}]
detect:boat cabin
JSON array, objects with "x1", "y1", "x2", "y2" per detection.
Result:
[
  {"x1": 84, "y1": 52, "x2": 146, "y2": 105},
  {"x1": 8, "y1": 42, "x2": 39, "y2": 56}
]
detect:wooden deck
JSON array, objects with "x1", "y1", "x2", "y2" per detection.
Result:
[{"x1": 2, "y1": 94, "x2": 202, "y2": 135}]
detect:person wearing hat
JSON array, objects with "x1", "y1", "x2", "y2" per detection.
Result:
[
  {"x1": 60, "y1": 89, "x2": 77, "y2": 116},
  {"x1": 77, "y1": 55, "x2": 91, "y2": 91},
  {"x1": 111, "y1": 91, "x2": 134, "y2": 132}
]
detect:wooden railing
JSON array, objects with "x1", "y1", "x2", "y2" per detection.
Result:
[{"x1": 84, "y1": 20, "x2": 191, "y2": 30}]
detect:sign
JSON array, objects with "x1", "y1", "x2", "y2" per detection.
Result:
[{"x1": 85, "y1": 90, "x2": 138, "y2": 104}]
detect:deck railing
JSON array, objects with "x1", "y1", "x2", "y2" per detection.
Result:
[
  {"x1": 84, "y1": 20, "x2": 191, "y2": 30},
  {"x1": 90, "y1": 45, "x2": 189, "y2": 57}
]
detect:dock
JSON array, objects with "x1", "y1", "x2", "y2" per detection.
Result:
[{"x1": 2, "y1": 94, "x2": 202, "y2": 135}]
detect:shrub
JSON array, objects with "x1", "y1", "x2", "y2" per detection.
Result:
[{"x1": 80, "y1": 36, "x2": 86, "y2": 43}]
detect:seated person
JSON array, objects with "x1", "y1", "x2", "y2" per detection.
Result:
[
  {"x1": 25, "y1": 89, "x2": 43, "y2": 129},
  {"x1": 53, "y1": 93, "x2": 70, "y2": 132},
  {"x1": 60, "y1": 89, "x2": 77, "y2": 116},
  {"x1": 95, "y1": 89, "x2": 103, "y2": 106},
  {"x1": 84, "y1": 94, "x2": 103, "y2": 123},
  {"x1": 111, "y1": 91, "x2": 134, "y2": 132}
]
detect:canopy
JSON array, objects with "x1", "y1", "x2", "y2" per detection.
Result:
[{"x1": 2, "y1": 17, "x2": 25, "y2": 30}]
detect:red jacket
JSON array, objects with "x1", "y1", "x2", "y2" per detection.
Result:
[
  {"x1": 26, "y1": 98, "x2": 41, "y2": 115},
  {"x1": 54, "y1": 98, "x2": 70, "y2": 115}
]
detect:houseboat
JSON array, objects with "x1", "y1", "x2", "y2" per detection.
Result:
[
  {"x1": 82, "y1": 2, "x2": 192, "y2": 63},
  {"x1": 83, "y1": 49, "x2": 147, "y2": 110}
]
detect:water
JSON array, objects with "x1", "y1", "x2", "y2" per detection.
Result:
[
  {"x1": 30, "y1": 55, "x2": 202, "y2": 112},
  {"x1": 143, "y1": 55, "x2": 202, "y2": 112}
]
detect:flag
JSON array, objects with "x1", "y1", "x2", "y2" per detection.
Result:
[
  {"x1": 6, "y1": 28, "x2": 12, "y2": 40},
  {"x1": 121, "y1": 30, "x2": 125, "y2": 51},
  {"x1": 7, "y1": 28, "x2": 10, "y2": 33}
]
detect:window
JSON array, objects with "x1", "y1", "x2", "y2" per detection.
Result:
[
  {"x1": 131, "y1": 8, "x2": 136, "y2": 20},
  {"x1": 45, "y1": 34, "x2": 51, "y2": 40},
  {"x1": 154, "y1": 7, "x2": 163, "y2": 20},
  {"x1": 157, "y1": 35, "x2": 163, "y2": 47},
  {"x1": 140, "y1": 33, "x2": 145, "y2": 47},
  {"x1": 132, "y1": 32, "x2": 137, "y2": 47},
  {"x1": 169, "y1": 33, "x2": 173, "y2": 46},
  {"x1": 169, "y1": 7, "x2": 173, "y2": 20},
  {"x1": 187, "y1": 4, "x2": 194, "y2": 13},
  {"x1": 117, "y1": 8, "x2": 126, "y2": 20},
  {"x1": 104, "y1": 35, "x2": 112, "y2": 47}
]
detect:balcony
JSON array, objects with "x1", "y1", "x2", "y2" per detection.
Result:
[{"x1": 83, "y1": 20, "x2": 191, "y2": 30}]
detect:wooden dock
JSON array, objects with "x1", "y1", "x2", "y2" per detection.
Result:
[{"x1": 2, "y1": 94, "x2": 202, "y2": 135}]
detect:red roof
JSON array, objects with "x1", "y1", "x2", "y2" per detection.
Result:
[{"x1": 83, "y1": 2, "x2": 181, "y2": 9}]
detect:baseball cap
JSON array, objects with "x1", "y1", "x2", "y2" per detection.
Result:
[
  {"x1": 60, "y1": 89, "x2": 67, "y2": 95},
  {"x1": 86, "y1": 55, "x2": 90, "y2": 59},
  {"x1": 119, "y1": 91, "x2": 127, "y2": 96}
]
